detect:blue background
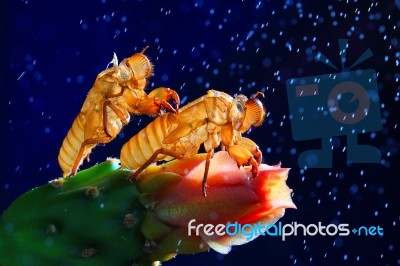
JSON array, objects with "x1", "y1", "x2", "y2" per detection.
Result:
[{"x1": 1, "y1": 1, "x2": 399, "y2": 265}]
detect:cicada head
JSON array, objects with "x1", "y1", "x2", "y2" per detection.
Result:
[
  {"x1": 230, "y1": 92, "x2": 265, "y2": 133},
  {"x1": 117, "y1": 47, "x2": 153, "y2": 90}
]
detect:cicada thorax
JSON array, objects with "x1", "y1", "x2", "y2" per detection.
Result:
[
  {"x1": 120, "y1": 88, "x2": 149, "y2": 114},
  {"x1": 177, "y1": 124, "x2": 210, "y2": 157}
]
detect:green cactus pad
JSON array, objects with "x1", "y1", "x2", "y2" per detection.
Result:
[{"x1": 0, "y1": 159, "x2": 151, "y2": 266}]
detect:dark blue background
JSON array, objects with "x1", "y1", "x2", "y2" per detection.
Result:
[{"x1": 1, "y1": 1, "x2": 399, "y2": 265}]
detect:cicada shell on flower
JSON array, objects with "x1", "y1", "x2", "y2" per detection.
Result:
[{"x1": 121, "y1": 90, "x2": 265, "y2": 196}]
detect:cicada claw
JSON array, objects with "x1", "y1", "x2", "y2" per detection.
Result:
[
  {"x1": 125, "y1": 172, "x2": 136, "y2": 182},
  {"x1": 148, "y1": 87, "x2": 181, "y2": 113}
]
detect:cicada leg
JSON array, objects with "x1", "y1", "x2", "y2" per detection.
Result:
[
  {"x1": 226, "y1": 144, "x2": 259, "y2": 178},
  {"x1": 134, "y1": 87, "x2": 180, "y2": 115},
  {"x1": 70, "y1": 136, "x2": 114, "y2": 176},
  {"x1": 135, "y1": 97, "x2": 178, "y2": 115},
  {"x1": 202, "y1": 149, "x2": 214, "y2": 197},
  {"x1": 103, "y1": 100, "x2": 129, "y2": 137},
  {"x1": 128, "y1": 148, "x2": 185, "y2": 181},
  {"x1": 239, "y1": 137, "x2": 262, "y2": 165}
]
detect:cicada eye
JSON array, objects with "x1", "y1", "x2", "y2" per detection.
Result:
[
  {"x1": 117, "y1": 62, "x2": 132, "y2": 81},
  {"x1": 236, "y1": 102, "x2": 244, "y2": 113},
  {"x1": 230, "y1": 95, "x2": 248, "y2": 130},
  {"x1": 230, "y1": 96, "x2": 246, "y2": 117}
]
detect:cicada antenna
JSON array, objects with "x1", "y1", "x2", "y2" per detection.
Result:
[
  {"x1": 141, "y1": 46, "x2": 150, "y2": 54},
  {"x1": 251, "y1": 91, "x2": 265, "y2": 99}
]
